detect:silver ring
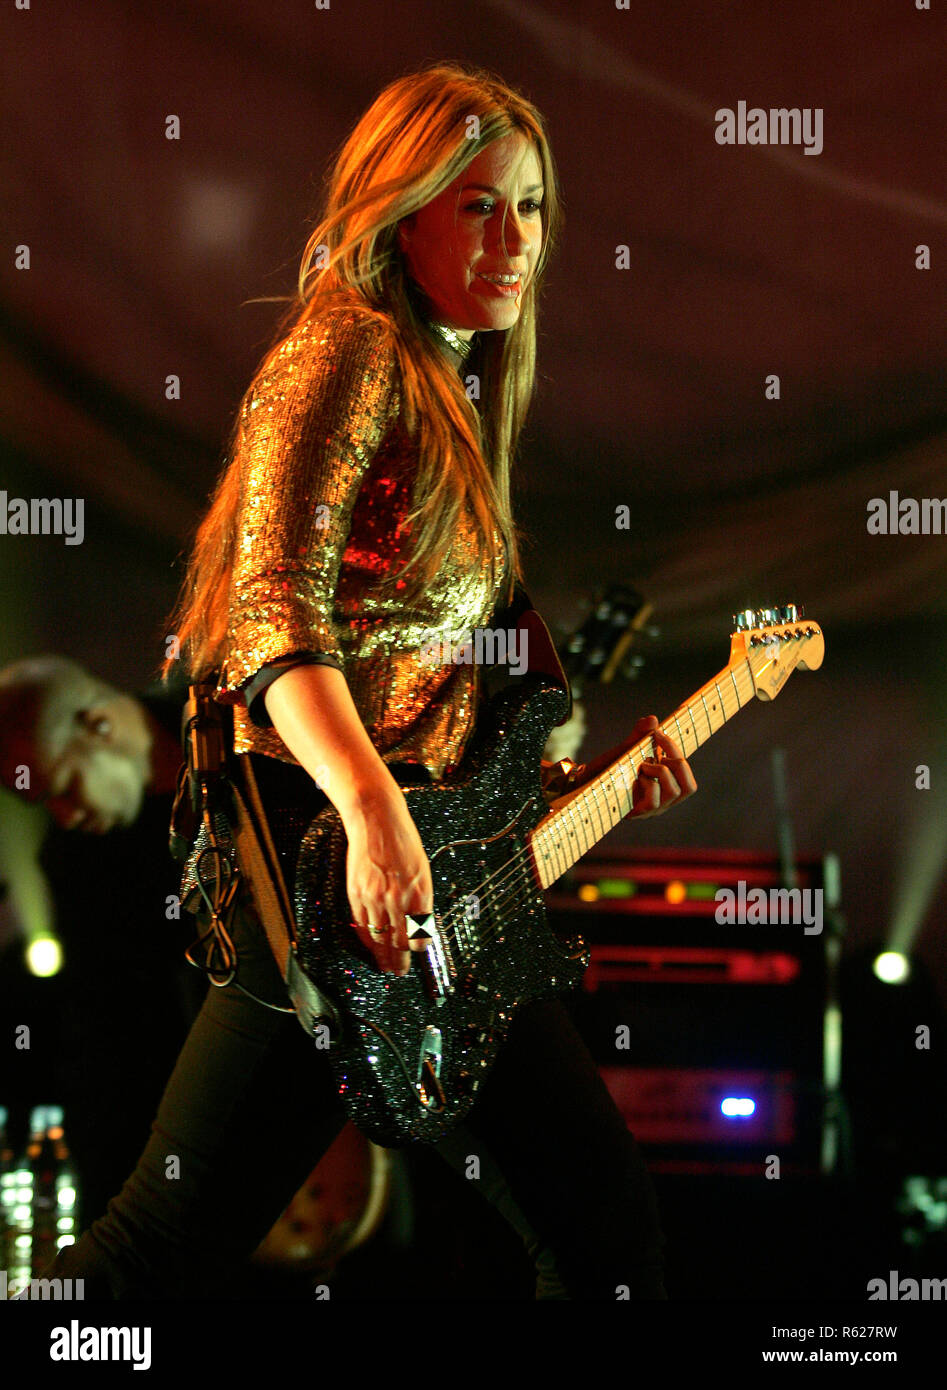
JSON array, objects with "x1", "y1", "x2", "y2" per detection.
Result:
[{"x1": 367, "y1": 923, "x2": 389, "y2": 935}]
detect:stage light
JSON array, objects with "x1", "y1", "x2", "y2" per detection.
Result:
[
  {"x1": 872, "y1": 951, "x2": 911, "y2": 985},
  {"x1": 598, "y1": 878, "x2": 635, "y2": 898},
  {"x1": 665, "y1": 879, "x2": 687, "y2": 905},
  {"x1": 888, "y1": 758, "x2": 947, "y2": 959},
  {"x1": 25, "y1": 935, "x2": 62, "y2": 977},
  {"x1": 686, "y1": 881, "x2": 720, "y2": 900},
  {"x1": 720, "y1": 1097, "x2": 756, "y2": 1118}
]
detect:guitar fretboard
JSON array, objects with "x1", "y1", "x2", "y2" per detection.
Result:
[{"x1": 530, "y1": 655, "x2": 760, "y2": 889}]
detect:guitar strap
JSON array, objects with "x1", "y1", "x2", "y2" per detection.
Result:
[
  {"x1": 229, "y1": 754, "x2": 340, "y2": 1036},
  {"x1": 174, "y1": 682, "x2": 339, "y2": 1037}
]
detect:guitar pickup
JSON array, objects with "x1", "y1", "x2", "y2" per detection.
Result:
[{"x1": 408, "y1": 912, "x2": 455, "y2": 1002}]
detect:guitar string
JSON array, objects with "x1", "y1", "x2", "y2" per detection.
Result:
[
  {"x1": 335, "y1": 643, "x2": 793, "y2": 971},
  {"x1": 442, "y1": 732, "x2": 680, "y2": 957},
  {"x1": 434, "y1": 665, "x2": 758, "y2": 963},
  {"x1": 316, "y1": 642, "x2": 799, "y2": 1116},
  {"x1": 442, "y1": 687, "x2": 736, "y2": 953},
  {"x1": 318, "y1": 671, "x2": 744, "y2": 1094},
  {"x1": 460, "y1": 633, "x2": 813, "y2": 955},
  {"x1": 436, "y1": 730, "x2": 693, "y2": 961},
  {"x1": 434, "y1": 761, "x2": 637, "y2": 968}
]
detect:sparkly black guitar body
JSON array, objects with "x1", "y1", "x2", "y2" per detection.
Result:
[
  {"x1": 289, "y1": 608, "x2": 827, "y2": 1147},
  {"x1": 291, "y1": 674, "x2": 590, "y2": 1148}
]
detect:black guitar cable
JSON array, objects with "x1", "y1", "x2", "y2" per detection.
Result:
[
  {"x1": 181, "y1": 684, "x2": 294, "y2": 1015},
  {"x1": 180, "y1": 685, "x2": 455, "y2": 1089}
]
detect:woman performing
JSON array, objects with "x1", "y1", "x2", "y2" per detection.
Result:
[{"x1": 36, "y1": 60, "x2": 696, "y2": 1300}]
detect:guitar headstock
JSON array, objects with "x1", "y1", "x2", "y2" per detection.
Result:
[
  {"x1": 560, "y1": 585, "x2": 654, "y2": 692},
  {"x1": 729, "y1": 605, "x2": 824, "y2": 702}
]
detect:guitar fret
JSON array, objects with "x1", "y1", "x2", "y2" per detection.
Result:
[
  {"x1": 699, "y1": 688, "x2": 714, "y2": 739},
  {"x1": 672, "y1": 712, "x2": 689, "y2": 759},
  {"x1": 559, "y1": 800, "x2": 579, "y2": 860},
  {"x1": 602, "y1": 768, "x2": 618, "y2": 824},
  {"x1": 588, "y1": 777, "x2": 609, "y2": 843},
  {"x1": 584, "y1": 785, "x2": 600, "y2": 851},
  {"x1": 536, "y1": 660, "x2": 755, "y2": 887},
  {"x1": 575, "y1": 801, "x2": 591, "y2": 858},
  {"x1": 531, "y1": 624, "x2": 823, "y2": 891},
  {"x1": 548, "y1": 816, "x2": 570, "y2": 880},
  {"x1": 674, "y1": 711, "x2": 698, "y2": 759},
  {"x1": 611, "y1": 762, "x2": 632, "y2": 820}
]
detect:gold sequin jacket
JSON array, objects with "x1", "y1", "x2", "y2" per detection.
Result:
[{"x1": 213, "y1": 303, "x2": 578, "y2": 798}]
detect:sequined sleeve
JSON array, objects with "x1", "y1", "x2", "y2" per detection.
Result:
[{"x1": 216, "y1": 309, "x2": 399, "y2": 702}]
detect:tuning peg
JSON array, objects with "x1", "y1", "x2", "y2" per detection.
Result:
[
  {"x1": 733, "y1": 609, "x2": 756, "y2": 631},
  {"x1": 755, "y1": 608, "x2": 776, "y2": 627},
  {"x1": 777, "y1": 604, "x2": 799, "y2": 623}
]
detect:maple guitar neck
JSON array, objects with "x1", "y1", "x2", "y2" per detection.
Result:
[{"x1": 530, "y1": 608, "x2": 825, "y2": 890}]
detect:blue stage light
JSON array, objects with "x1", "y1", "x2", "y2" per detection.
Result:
[{"x1": 720, "y1": 1097, "x2": 756, "y2": 1118}]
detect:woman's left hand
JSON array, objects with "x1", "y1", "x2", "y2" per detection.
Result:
[{"x1": 577, "y1": 715, "x2": 697, "y2": 820}]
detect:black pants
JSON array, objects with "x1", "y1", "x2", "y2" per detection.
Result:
[{"x1": 36, "y1": 897, "x2": 667, "y2": 1300}]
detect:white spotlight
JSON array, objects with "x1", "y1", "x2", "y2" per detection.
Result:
[
  {"x1": 872, "y1": 951, "x2": 911, "y2": 985},
  {"x1": 26, "y1": 936, "x2": 63, "y2": 977}
]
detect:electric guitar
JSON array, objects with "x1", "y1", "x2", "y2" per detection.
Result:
[{"x1": 287, "y1": 606, "x2": 824, "y2": 1147}]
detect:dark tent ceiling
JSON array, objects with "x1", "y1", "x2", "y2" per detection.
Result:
[{"x1": 1, "y1": 0, "x2": 945, "y2": 993}]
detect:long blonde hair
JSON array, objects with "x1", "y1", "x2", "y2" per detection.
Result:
[{"x1": 162, "y1": 60, "x2": 562, "y2": 684}]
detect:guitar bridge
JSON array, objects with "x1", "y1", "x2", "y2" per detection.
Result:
[{"x1": 417, "y1": 1026, "x2": 444, "y2": 1110}]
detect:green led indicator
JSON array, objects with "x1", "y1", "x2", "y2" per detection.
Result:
[
  {"x1": 597, "y1": 879, "x2": 636, "y2": 898},
  {"x1": 687, "y1": 882, "x2": 719, "y2": 900}
]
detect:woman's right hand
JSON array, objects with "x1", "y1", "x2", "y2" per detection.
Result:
[
  {"x1": 341, "y1": 784, "x2": 434, "y2": 975},
  {"x1": 261, "y1": 663, "x2": 434, "y2": 974}
]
